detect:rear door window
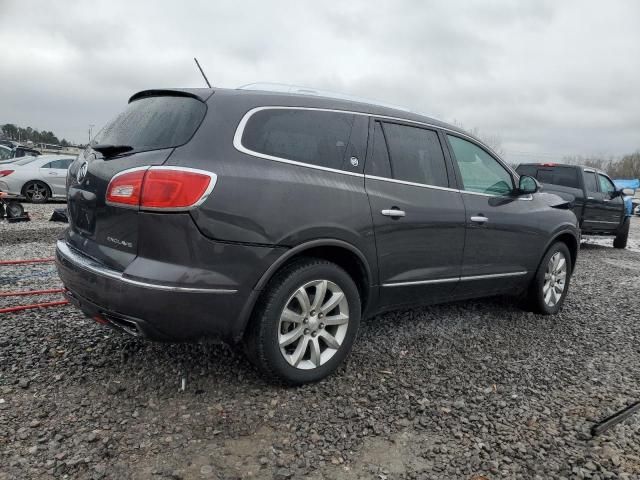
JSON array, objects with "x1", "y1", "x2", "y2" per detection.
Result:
[
  {"x1": 93, "y1": 95, "x2": 207, "y2": 154},
  {"x1": 241, "y1": 109, "x2": 355, "y2": 171},
  {"x1": 381, "y1": 123, "x2": 449, "y2": 187},
  {"x1": 584, "y1": 171, "x2": 598, "y2": 194},
  {"x1": 365, "y1": 121, "x2": 392, "y2": 178}
]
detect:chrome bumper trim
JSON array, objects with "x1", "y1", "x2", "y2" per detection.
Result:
[{"x1": 55, "y1": 240, "x2": 237, "y2": 294}]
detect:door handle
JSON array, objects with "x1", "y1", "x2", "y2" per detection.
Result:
[
  {"x1": 470, "y1": 215, "x2": 489, "y2": 224},
  {"x1": 381, "y1": 208, "x2": 406, "y2": 218}
]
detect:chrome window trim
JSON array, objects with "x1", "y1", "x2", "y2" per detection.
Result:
[
  {"x1": 232, "y1": 105, "x2": 517, "y2": 184},
  {"x1": 365, "y1": 175, "x2": 460, "y2": 193},
  {"x1": 56, "y1": 241, "x2": 237, "y2": 294},
  {"x1": 382, "y1": 270, "x2": 527, "y2": 287}
]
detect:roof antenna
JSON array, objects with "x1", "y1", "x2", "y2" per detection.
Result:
[{"x1": 193, "y1": 57, "x2": 212, "y2": 88}]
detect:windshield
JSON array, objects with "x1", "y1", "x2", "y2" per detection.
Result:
[{"x1": 92, "y1": 95, "x2": 207, "y2": 154}]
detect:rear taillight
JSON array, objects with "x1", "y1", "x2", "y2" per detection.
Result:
[
  {"x1": 106, "y1": 167, "x2": 216, "y2": 211},
  {"x1": 0, "y1": 170, "x2": 14, "y2": 177},
  {"x1": 106, "y1": 168, "x2": 146, "y2": 207}
]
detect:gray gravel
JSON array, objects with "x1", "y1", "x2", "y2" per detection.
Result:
[{"x1": 1, "y1": 207, "x2": 640, "y2": 479}]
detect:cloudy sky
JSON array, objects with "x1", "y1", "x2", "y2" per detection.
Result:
[{"x1": 1, "y1": 0, "x2": 639, "y2": 162}]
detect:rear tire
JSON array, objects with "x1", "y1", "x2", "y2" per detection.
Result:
[
  {"x1": 613, "y1": 217, "x2": 630, "y2": 249},
  {"x1": 23, "y1": 181, "x2": 50, "y2": 203},
  {"x1": 244, "y1": 258, "x2": 361, "y2": 385},
  {"x1": 525, "y1": 242, "x2": 572, "y2": 315}
]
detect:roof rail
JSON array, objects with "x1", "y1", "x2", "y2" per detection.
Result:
[{"x1": 237, "y1": 82, "x2": 413, "y2": 113}]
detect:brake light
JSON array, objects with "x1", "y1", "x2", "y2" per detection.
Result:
[
  {"x1": 106, "y1": 167, "x2": 216, "y2": 210},
  {"x1": 0, "y1": 170, "x2": 14, "y2": 177},
  {"x1": 542, "y1": 163, "x2": 556, "y2": 167},
  {"x1": 106, "y1": 169, "x2": 145, "y2": 207}
]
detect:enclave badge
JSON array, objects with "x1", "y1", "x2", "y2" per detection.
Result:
[{"x1": 77, "y1": 161, "x2": 89, "y2": 183}]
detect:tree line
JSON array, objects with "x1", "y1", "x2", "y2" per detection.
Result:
[
  {"x1": 562, "y1": 152, "x2": 640, "y2": 179},
  {"x1": 1, "y1": 123, "x2": 73, "y2": 147}
]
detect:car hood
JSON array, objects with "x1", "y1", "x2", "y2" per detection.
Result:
[{"x1": 536, "y1": 192, "x2": 572, "y2": 210}]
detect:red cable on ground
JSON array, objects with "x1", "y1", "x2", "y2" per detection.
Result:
[
  {"x1": 0, "y1": 300, "x2": 70, "y2": 314},
  {"x1": 0, "y1": 257, "x2": 55, "y2": 266},
  {"x1": 0, "y1": 288, "x2": 65, "y2": 298}
]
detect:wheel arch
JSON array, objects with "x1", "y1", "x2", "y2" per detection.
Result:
[
  {"x1": 544, "y1": 229, "x2": 579, "y2": 270},
  {"x1": 233, "y1": 239, "x2": 374, "y2": 343}
]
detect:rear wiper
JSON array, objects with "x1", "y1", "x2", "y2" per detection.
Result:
[{"x1": 92, "y1": 144, "x2": 134, "y2": 158}]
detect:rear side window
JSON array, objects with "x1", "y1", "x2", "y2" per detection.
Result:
[
  {"x1": 382, "y1": 123, "x2": 449, "y2": 187},
  {"x1": 242, "y1": 109, "x2": 355, "y2": 170},
  {"x1": 584, "y1": 171, "x2": 598, "y2": 193},
  {"x1": 93, "y1": 96, "x2": 207, "y2": 153},
  {"x1": 535, "y1": 167, "x2": 579, "y2": 188}
]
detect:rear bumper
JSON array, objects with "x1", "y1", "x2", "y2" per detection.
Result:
[{"x1": 55, "y1": 240, "x2": 269, "y2": 342}]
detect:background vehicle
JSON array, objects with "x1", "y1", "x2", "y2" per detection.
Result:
[
  {"x1": 0, "y1": 144, "x2": 41, "y2": 163},
  {"x1": 516, "y1": 163, "x2": 632, "y2": 248},
  {"x1": 0, "y1": 154, "x2": 74, "y2": 203},
  {"x1": 56, "y1": 87, "x2": 579, "y2": 384}
]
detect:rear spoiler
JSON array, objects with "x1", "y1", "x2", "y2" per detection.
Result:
[{"x1": 129, "y1": 88, "x2": 214, "y2": 104}]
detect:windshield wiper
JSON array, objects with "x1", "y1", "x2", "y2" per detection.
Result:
[{"x1": 92, "y1": 144, "x2": 134, "y2": 158}]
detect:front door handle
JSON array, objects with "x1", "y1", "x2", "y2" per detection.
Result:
[
  {"x1": 470, "y1": 215, "x2": 489, "y2": 224},
  {"x1": 381, "y1": 208, "x2": 406, "y2": 218}
]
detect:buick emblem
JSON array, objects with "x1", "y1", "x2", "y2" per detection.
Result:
[{"x1": 77, "y1": 161, "x2": 89, "y2": 183}]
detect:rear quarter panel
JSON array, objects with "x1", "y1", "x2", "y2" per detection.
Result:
[{"x1": 167, "y1": 91, "x2": 378, "y2": 284}]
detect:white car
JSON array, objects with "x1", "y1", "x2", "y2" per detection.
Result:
[{"x1": 0, "y1": 155, "x2": 74, "y2": 203}]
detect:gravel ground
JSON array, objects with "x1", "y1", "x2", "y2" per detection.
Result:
[{"x1": 1, "y1": 207, "x2": 640, "y2": 480}]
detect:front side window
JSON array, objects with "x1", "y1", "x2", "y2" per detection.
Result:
[
  {"x1": 598, "y1": 174, "x2": 616, "y2": 196},
  {"x1": 382, "y1": 123, "x2": 449, "y2": 187},
  {"x1": 0, "y1": 147, "x2": 12, "y2": 160},
  {"x1": 447, "y1": 135, "x2": 513, "y2": 195},
  {"x1": 584, "y1": 171, "x2": 598, "y2": 193},
  {"x1": 242, "y1": 109, "x2": 355, "y2": 170}
]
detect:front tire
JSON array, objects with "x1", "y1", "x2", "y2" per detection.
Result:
[
  {"x1": 23, "y1": 181, "x2": 50, "y2": 203},
  {"x1": 526, "y1": 242, "x2": 572, "y2": 315},
  {"x1": 613, "y1": 217, "x2": 630, "y2": 249},
  {"x1": 244, "y1": 258, "x2": 361, "y2": 385}
]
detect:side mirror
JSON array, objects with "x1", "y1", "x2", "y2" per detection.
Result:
[
  {"x1": 518, "y1": 175, "x2": 540, "y2": 194},
  {"x1": 621, "y1": 188, "x2": 635, "y2": 196}
]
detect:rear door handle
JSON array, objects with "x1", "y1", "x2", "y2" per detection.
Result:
[
  {"x1": 381, "y1": 208, "x2": 406, "y2": 218},
  {"x1": 470, "y1": 215, "x2": 489, "y2": 224}
]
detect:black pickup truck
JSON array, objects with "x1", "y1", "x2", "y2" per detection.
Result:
[{"x1": 516, "y1": 163, "x2": 632, "y2": 248}]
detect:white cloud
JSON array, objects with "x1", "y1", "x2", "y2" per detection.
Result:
[{"x1": 0, "y1": 0, "x2": 638, "y2": 161}]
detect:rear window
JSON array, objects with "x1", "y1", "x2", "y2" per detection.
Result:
[
  {"x1": 241, "y1": 109, "x2": 355, "y2": 170},
  {"x1": 518, "y1": 165, "x2": 579, "y2": 189},
  {"x1": 535, "y1": 167, "x2": 579, "y2": 188},
  {"x1": 92, "y1": 95, "x2": 206, "y2": 153}
]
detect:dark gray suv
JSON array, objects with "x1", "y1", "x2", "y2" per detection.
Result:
[{"x1": 56, "y1": 86, "x2": 580, "y2": 384}]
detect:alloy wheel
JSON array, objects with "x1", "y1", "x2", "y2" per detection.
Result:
[
  {"x1": 543, "y1": 251, "x2": 567, "y2": 307},
  {"x1": 25, "y1": 183, "x2": 47, "y2": 201},
  {"x1": 278, "y1": 279, "x2": 349, "y2": 370}
]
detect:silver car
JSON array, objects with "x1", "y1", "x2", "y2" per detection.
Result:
[{"x1": 0, "y1": 155, "x2": 74, "y2": 203}]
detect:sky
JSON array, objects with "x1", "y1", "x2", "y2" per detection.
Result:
[{"x1": 0, "y1": 0, "x2": 639, "y2": 163}]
